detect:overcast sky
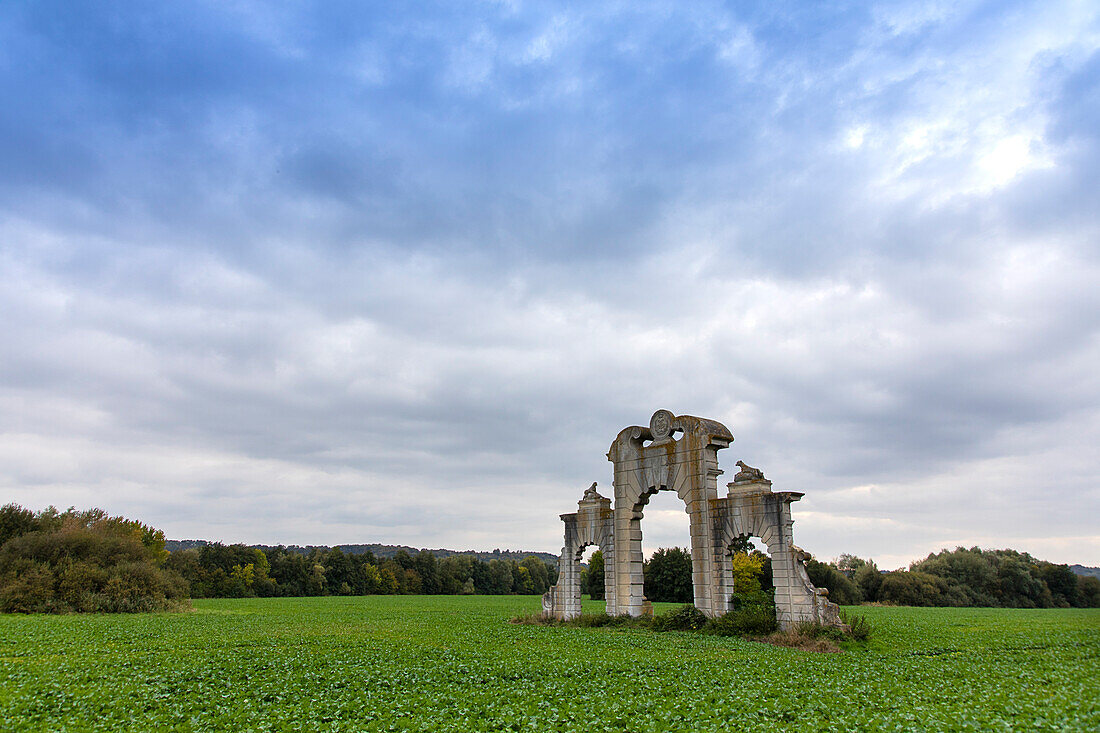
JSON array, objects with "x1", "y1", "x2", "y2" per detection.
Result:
[{"x1": 1, "y1": 1, "x2": 1098, "y2": 569}]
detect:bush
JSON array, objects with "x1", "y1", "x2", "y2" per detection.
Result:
[
  {"x1": 0, "y1": 560, "x2": 56, "y2": 613},
  {"x1": 706, "y1": 591, "x2": 778, "y2": 636},
  {"x1": 653, "y1": 604, "x2": 707, "y2": 632},
  {"x1": 792, "y1": 620, "x2": 845, "y2": 641},
  {"x1": 839, "y1": 609, "x2": 873, "y2": 642}
]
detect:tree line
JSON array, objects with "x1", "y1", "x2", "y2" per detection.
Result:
[
  {"x1": 5, "y1": 500, "x2": 1097, "y2": 613},
  {"x1": 809, "y1": 547, "x2": 1100, "y2": 608},
  {"x1": 582, "y1": 544, "x2": 1100, "y2": 608},
  {"x1": 166, "y1": 543, "x2": 559, "y2": 598}
]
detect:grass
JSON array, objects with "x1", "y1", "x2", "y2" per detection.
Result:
[{"x1": 1, "y1": 596, "x2": 1097, "y2": 731}]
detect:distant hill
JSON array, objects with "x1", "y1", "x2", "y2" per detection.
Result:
[
  {"x1": 165, "y1": 539, "x2": 558, "y2": 565},
  {"x1": 1070, "y1": 564, "x2": 1100, "y2": 579}
]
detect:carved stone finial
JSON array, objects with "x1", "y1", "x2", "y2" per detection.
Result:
[
  {"x1": 733, "y1": 460, "x2": 766, "y2": 482},
  {"x1": 582, "y1": 482, "x2": 600, "y2": 501}
]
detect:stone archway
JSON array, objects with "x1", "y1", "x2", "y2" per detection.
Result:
[
  {"x1": 543, "y1": 410, "x2": 844, "y2": 630},
  {"x1": 712, "y1": 475, "x2": 843, "y2": 626},
  {"x1": 541, "y1": 483, "x2": 616, "y2": 619},
  {"x1": 605, "y1": 410, "x2": 732, "y2": 617}
]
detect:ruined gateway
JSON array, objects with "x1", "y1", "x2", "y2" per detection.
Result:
[{"x1": 542, "y1": 410, "x2": 844, "y2": 630}]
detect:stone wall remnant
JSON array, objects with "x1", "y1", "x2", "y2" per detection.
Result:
[{"x1": 542, "y1": 410, "x2": 844, "y2": 630}]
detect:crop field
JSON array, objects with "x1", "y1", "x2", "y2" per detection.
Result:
[{"x1": 1, "y1": 597, "x2": 1097, "y2": 732}]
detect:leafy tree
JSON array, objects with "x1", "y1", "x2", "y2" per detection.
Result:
[
  {"x1": 514, "y1": 565, "x2": 535, "y2": 594},
  {"x1": 729, "y1": 552, "x2": 764, "y2": 594},
  {"x1": 437, "y1": 556, "x2": 468, "y2": 595},
  {"x1": 0, "y1": 503, "x2": 41, "y2": 547},
  {"x1": 804, "y1": 558, "x2": 862, "y2": 605},
  {"x1": 486, "y1": 559, "x2": 513, "y2": 595},
  {"x1": 996, "y1": 555, "x2": 1051, "y2": 608},
  {"x1": 323, "y1": 548, "x2": 353, "y2": 594},
  {"x1": 835, "y1": 553, "x2": 869, "y2": 577},
  {"x1": 357, "y1": 562, "x2": 382, "y2": 594},
  {"x1": 393, "y1": 550, "x2": 414, "y2": 570},
  {"x1": 263, "y1": 547, "x2": 313, "y2": 596},
  {"x1": 878, "y1": 570, "x2": 954, "y2": 606},
  {"x1": 728, "y1": 535, "x2": 753, "y2": 554},
  {"x1": 644, "y1": 547, "x2": 693, "y2": 603},
  {"x1": 520, "y1": 556, "x2": 550, "y2": 595},
  {"x1": 310, "y1": 562, "x2": 327, "y2": 594},
  {"x1": 230, "y1": 563, "x2": 255, "y2": 586},
  {"x1": 1038, "y1": 562, "x2": 1079, "y2": 608},
  {"x1": 584, "y1": 550, "x2": 605, "y2": 600},
  {"x1": 1077, "y1": 576, "x2": 1100, "y2": 607},
  {"x1": 545, "y1": 559, "x2": 559, "y2": 587},
  {"x1": 911, "y1": 547, "x2": 999, "y2": 606},
  {"x1": 378, "y1": 566, "x2": 399, "y2": 594},
  {"x1": 413, "y1": 551, "x2": 440, "y2": 595},
  {"x1": 400, "y1": 566, "x2": 422, "y2": 594},
  {"x1": 470, "y1": 558, "x2": 493, "y2": 594},
  {"x1": 854, "y1": 562, "x2": 882, "y2": 602}
]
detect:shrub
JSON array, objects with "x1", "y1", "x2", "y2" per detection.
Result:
[
  {"x1": 839, "y1": 609, "x2": 873, "y2": 642},
  {"x1": 0, "y1": 560, "x2": 56, "y2": 613},
  {"x1": 652, "y1": 604, "x2": 707, "y2": 632},
  {"x1": 706, "y1": 591, "x2": 778, "y2": 636},
  {"x1": 762, "y1": 626, "x2": 842, "y2": 653},
  {"x1": 792, "y1": 620, "x2": 845, "y2": 641}
]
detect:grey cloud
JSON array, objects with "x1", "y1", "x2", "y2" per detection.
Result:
[{"x1": 1, "y1": 1, "x2": 1098, "y2": 565}]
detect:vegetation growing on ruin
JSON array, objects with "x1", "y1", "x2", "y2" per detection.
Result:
[{"x1": 1, "y1": 596, "x2": 1096, "y2": 731}]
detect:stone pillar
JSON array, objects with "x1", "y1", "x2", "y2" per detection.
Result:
[
  {"x1": 557, "y1": 544, "x2": 582, "y2": 620},
  {"x1": 608, "y1": 499, "x2": 643, "y2": 616}
]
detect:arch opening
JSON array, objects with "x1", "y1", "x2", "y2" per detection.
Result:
[
  {"x1": 636, "y1": 488, "x2": 694, "y2": 606},
  {"x1": 578, "y1": 545, "x2": 606, "y2": 602},
  {"x1": 725, "y1": 534, "x2": 775, "y2": 601}
]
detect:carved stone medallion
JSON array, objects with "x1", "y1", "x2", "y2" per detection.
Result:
[{"x1": 649, "y1": 409, "x2": 674, "y2": 441}]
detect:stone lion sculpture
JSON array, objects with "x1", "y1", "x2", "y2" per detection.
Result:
[{"x1": 733, "y1": 460, "x2": 766, "y2": 482}]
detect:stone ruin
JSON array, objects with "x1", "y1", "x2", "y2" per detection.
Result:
[{"x1": 542, "y1": 410, "x2": 844, "y2": 630}]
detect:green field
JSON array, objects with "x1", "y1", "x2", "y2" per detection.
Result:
[{"x1": 1, "y1": 597, "x2": 1097, "y2": 732}]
